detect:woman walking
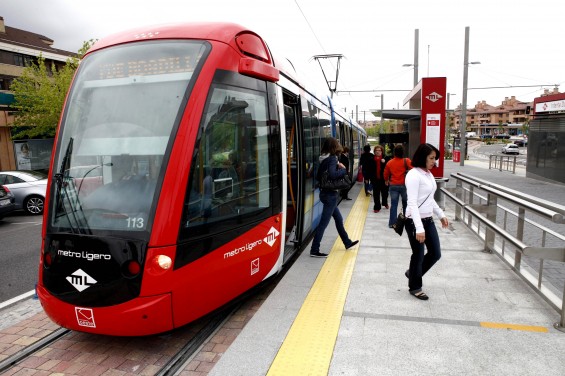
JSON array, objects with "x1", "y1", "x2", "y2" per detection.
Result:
[
  {"x1": 384, "y1": 144, "x2": 412, "y2": 228},
  {"x1": 372, "y1": 145, "x2": 389, "y2": 213},
  {"x1": 311, "y1": 137, "x2": 359, "y2": 258},
  {"x1": 404, "y1": 143, "x2": 449, "y2": 300}
]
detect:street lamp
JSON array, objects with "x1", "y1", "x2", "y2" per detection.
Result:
[
  {"x1": 460, "y1": 26, "x2": 480, "y2": 166},
  {"x1": 446, "y1": 93, "x2": 456, "y2": 151},
  {"x1": 375, "y1": 94, "x2": 384, "y2": 135},
  {"x1": 402, "y1": 63, "x2": 418, "y2": 87}
]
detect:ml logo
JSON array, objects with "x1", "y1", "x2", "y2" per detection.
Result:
[
  {"x1": 426, "y1": 92, "x2": 443, "y2": 102},
  {"x1": 67, "y1": 269, "x2": 97, "y2": 292},
  {"x1": 264, "y1": 227, "x2": 280, "y2": 247}
]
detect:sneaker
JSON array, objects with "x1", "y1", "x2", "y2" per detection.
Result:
[
  {"x1": 346, "y1": 240, "x2": 359, "y2": 250},
  {"x1": 310, "y1": 251, "x2": 328, "y2": 258},
  {"x1": 384, "y1": 205, "x2": 389, "y2": 209},
  {"x1": 373, "y1": 209, "x2": 380, "y2": 213}
]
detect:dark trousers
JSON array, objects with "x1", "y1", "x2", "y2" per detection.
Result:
[
  {"x1": 310, "y1": 190, "x2": 353, "y2": 254},
  {"x1": 372, "y1": 178, "x2": 388, "y2": 210},
  {"x1": 405, "y1": 217, "x2": 441, "y2": 293}
]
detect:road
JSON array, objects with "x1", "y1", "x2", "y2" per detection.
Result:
[{"x1": 0, "y1": 211, "x2": 43, "y2": 302}]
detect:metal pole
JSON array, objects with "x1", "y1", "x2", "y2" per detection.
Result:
[
  {"x1": 380, "y1": 95, "x2": 384, "y2": 133},
  {"x1": 427, "y1": 44, "x2": 430, "y2": 77},
  {"x1": 413, "y1": 29, "x2": 419, "y2": 87},
  {"x1": 356, "y1": 105, "x2": 358, "y2": 123},
  {"x1": 460, "y1": 26, "x2": 470, "y2": 167}
]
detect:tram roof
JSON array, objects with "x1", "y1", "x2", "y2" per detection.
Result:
[
  {"x1": 380, "y1": 109, "x2": 421, "y2": 120},
  {"x1": 89, "y1": 22, "x2": 262, "y2": 54}
]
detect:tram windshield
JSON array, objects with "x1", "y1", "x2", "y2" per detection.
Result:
[{"x1": 49, "y1": 40, "x2": 209, "y2": 235}]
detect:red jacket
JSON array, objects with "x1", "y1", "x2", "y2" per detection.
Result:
[{"x1": 384, "y1": 157, "x2": 412, "y2": 185}]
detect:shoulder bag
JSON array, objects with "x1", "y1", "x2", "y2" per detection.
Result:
[
  {"x1": 318, "y1": 157, "x2": 352, "y2": 191},
  {"x1": 392, "y1": 193, "x2": 431, "y2": 236}
]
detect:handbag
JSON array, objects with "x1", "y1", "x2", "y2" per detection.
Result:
[
  {"x1": 392, "y1": 213, "x2": 406, "y2": 236},
  {"x1": 319, "y1": 169, "x2": 352, "y2": 191},
  {"x1": 318, "y1": 156, "x2": 352, "y2": 191},
  {"x1": 392, "y1": 193, "x2": 431, "y2": 236}
]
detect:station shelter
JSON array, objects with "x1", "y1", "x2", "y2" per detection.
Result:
[
  {"x1": 380, "y1": 77, "x2": 447, "y2": 178},
  {"x1": 527, "y1": 92, "x2": 565, "y2": 185}
]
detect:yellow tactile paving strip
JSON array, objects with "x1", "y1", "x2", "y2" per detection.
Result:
[
  {"x1": 267, "y1": 189, "x2": 370, "y2": 376},
  {"x1": 480, "y1": 322, "x2": 549, "y2": 332}
]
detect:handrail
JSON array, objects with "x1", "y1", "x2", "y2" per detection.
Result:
[
  {"x1": 455, "y1": 172, "x2": 565, "y2": 217},
  {"x1": 450, "y1": 174, "x2": 565, "y2": 223},
  {"x1": 441, "y1": 173, "x2": 565, "y2": 332}
]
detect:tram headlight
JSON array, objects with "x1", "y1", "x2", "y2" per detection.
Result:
[{"x1": 154, "y1": 255, "x2": 172, "y2": 270}]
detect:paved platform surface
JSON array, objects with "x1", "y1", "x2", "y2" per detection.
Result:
[
  {"x1": 2, "y1": 144, "x2": 564, "y2": 375},
  {"x1": 210, "y1": 157, "x2": 565, "y2": 376}
]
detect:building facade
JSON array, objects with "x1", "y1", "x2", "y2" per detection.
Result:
[
  {"x1": 0, "y1": 16, "x2": 74, "y2": 171},
  {"x1": 448, "y1": 89, "x2": 561, "y2": 138}
]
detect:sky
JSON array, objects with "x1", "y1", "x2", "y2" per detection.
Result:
[{"x1": 2, "y1": 0, "x2": 564, "y2": 122}]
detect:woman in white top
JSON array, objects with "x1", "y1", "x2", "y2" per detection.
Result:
[{"x1": 404, "y1": 143, "x2": 449, "y2": 300}]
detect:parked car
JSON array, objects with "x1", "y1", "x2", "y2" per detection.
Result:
[
  {"x1": 0, "y1": 185, "x2": 16, "y2": 219},
  {"x1": 513, "y1": 139, "x2": 528, "y2": 147},
  {"x1": 501, "y1": 144, "x2": 520, "y2": 155},
  {"x1": 0, "y1": 170, "x2": 47, "y2": 214}
]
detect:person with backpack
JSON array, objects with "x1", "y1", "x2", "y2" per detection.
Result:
[
  {"x1": 310, "y1": 137, "x2": 359, "y2": 258},
  {"x1": 384, "y1": 144, "x2": 412, "y2": 228}
]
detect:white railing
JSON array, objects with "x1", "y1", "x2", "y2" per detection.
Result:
[{"x1": 441, "y1": 172, "x2": 565, "y2": 332}]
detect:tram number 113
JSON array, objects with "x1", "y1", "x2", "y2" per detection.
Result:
[{"x1": 126, "y1": 217, "x2": 145, "y2": 229}]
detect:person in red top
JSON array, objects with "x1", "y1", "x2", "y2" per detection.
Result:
[
  {"x1": 384, "y1": 144, "x2": 412, "y2": 227},
  {"x1": 372, "y1": 145, "x2": 390, "y2": 213}
]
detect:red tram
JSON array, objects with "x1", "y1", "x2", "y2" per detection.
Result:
[{"x1": 37, "y1": 22, "x2": 366, "y2": 335}]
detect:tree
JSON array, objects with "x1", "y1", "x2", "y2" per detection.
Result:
[{"x1": 10, "y1": 40, "x2": 95, "y2": 139}]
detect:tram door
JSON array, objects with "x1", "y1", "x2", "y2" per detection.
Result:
[
  {"x1": 283, "y1": 92, "x2": 303, "y2": 260},
  {"x1": 284, "y1": 93, "x2": 311, "y2": 262}
]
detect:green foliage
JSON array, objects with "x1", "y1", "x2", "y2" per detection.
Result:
[{"x1": 9, "y1": 40, "x2": 96, "y2": 139}]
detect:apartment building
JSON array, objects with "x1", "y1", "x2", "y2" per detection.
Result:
[
  {"x1": 0, "y1": 16, "x2": 74, "y2": 171},
  {"x1": 449, "y1": 88, "x2": 561, "y2": 137}
]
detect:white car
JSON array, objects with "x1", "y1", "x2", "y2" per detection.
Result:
[
  {"x1": 501, "y1": 144, "x2": 520, "y2": 155},
  {"x1": 0, "y1": 170, "x2": 48, "y2": 214}
]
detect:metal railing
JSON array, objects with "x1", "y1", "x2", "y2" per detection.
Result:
[
  {"x1": 489, "y1": 154, "x2": 517, "y2": 174},
  {"x1": 440, "y1": 172, "x2": 565, "y2": 332}
]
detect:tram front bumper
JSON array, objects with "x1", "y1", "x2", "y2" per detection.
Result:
[{"x1": 37, "y1": 284, "x2": 173, "y2": 336}]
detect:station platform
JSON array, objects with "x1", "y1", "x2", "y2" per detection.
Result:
[
  {"x1": 1, "y1": 152, "x2": 565, "y2": 375},
  {"x1": 210, "y1": 169, "x2": 565, "y2": 375}
]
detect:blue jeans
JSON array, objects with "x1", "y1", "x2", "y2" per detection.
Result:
[
  {"x1": 311, "y1": 190, "x2": 353, "y2": 254},
  {"x1": 405, "y1": 217, "x2": 441, "y2": 293},
  {"x1": 388, "y1": 185, "x2": 407, "y2": 227}
]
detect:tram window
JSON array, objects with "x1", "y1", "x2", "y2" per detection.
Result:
[{"x1": 181, "y1": 83, "x2": 274, "y2": 238}]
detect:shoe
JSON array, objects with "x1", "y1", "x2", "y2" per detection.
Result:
[
  {"x1": 310, "y1": 252, "x2": 328, "y2": 258},
  {"x1": 410, "y1": 291, "x2": 429, "y2": 300},
  {"x1": 384, "y1": 205, "x2": 389, "y2": 209},
  {"x1": 345, "y1": 197, "x2": 352, "y2": 200},
  {"x1": 404, "y1": 270, "x2": 409, "y2": 279},
  {"x1": 345, "y1": 240, "x2": 359, "y2": 250},
  {"x1": 373, "y1": 210, "x2": 380, "y2": 213}
]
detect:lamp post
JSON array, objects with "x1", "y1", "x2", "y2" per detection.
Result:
[
  {"x1": 402, "y1": 63, "x2": 419, "y2": 88},
  {"x1": 375, "y1": 94, "x2": 384, "y2": 136},
  {"x1": 446, "y1": 93, "x2": 456, "y2": 151},
  {"x1": 460, "y1": 26, "x2": 480, "y2": 166}
]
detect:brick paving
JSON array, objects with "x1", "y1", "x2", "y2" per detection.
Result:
[{"x1": 0, "y1": 279, "x2": 274, "y2": 375}]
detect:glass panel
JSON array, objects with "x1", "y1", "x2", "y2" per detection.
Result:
[
  {"x1": 182, "y1": 84, "x2": 271, "y2": 231},
  {"x1": 49, "y1": 41, "x2": 208, "y2": 234}
]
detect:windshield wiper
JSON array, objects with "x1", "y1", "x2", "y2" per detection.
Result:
[{"x1": 52, "y1": 138, "x2": 90, "y2": 234}]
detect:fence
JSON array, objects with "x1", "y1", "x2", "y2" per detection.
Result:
[
  {"x1": 488, "y1": 154, "x2": 518, "y2": 174},
  {"x1": 441, "y1": 172, "x2": 565, "y2": 332}
]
